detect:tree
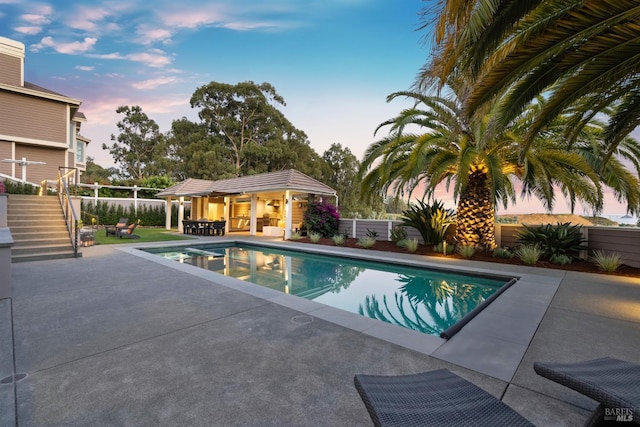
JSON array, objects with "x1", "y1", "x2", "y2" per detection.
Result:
[
  {"x1": 322, "y1": 143, "x2": 382, "y2": 218},
  {"x1": 359, "y1": 88, "x2": 640, "y2": 249},
  {"x1": 80, "y1": 157, "x2": 117, "y2": 184},
  {"x1": 421, "y1": 0, "x2": 640, "y2": 159},
  {"x1": 165, "y1": 117, "x2": 235, "y2": 181},
  {"x1": 190, "y1": 81, "x2": 308, "y2": 177},
  {"x1": 103, "y1": 105, "x2": 165, "y2": 182}
]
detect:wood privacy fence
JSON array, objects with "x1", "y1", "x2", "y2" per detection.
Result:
[{"x1": 338, "y1": 219, "x2": 640, "y2": 268}]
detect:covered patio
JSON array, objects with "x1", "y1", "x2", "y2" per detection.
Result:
[{"x1": 156, "y1": 169, "x2": 337, "y2": 239}]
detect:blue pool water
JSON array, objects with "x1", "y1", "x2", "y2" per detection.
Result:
[{"x1": 142, "y1": 243, "x2": 510, "y2": 336}]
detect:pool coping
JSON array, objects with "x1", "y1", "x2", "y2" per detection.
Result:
[{"x1": 122, "y1": 237, "x2": 563, "y2": 382}]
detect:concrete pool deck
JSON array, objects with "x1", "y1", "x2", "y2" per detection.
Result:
[{"x1": 2, "y1": 235, "x2": 639, "y2": 426}]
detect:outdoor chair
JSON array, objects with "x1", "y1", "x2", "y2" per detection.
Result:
[
  {"x1": 105, "y1": 218, "x2": 128, "y2": 237},
  {"x1": 116, "y1": 223, "x2": 139, "y2": 239},
  {"x1": 534, "y1": 357, "x2": 640, "y2": 426},
  {"x1": 354, "y1": 369, "x2": 533, "y2": 426},
  {"x1": 212, "y1": 220, "x2": 226, "y2": 236}
]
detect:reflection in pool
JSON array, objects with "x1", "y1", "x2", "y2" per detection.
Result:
[{"x1": 143, "y1": 243, "x2": 510, "y2": 336}]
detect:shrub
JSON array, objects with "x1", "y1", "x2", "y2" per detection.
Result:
[
  {"x1": 550, "y1": 254, "x2": 572, "y2": 265},
  {"x1": 433, "y1": 242, "x2": 455, "y2": 255},
  {"x1": 302, "y1": 200, "x2": 340, "y2": 238},
  {"x1": 515, "y1": 245, "x2": 543, "y2": 265},
  {"x1": 357, "y1": 236, "x2": 376, "y2": 248},
  {"x1": 591, "y1": 250, "x2": 622, "y2": 273},
  {"x1": 390, "y1": 225, "x2": 407, "y2": 245},
  {"x1": 365, "y1": 228, "x2": 379, "y2": 239},
  {"x1": 404, "y1": 237, "x2": 419, "y2": 252},
  {"x1": 399, "y1": 199, "x2": 455, "y2": 245},
  {"x1": 516, "y1": 222, "x2": 587, "y2": 261},
  {"x1": 457, "y1": 244, "x2": 475, "y2": 259},
  {"x1": 331, "y1": 234, "x2": 346, "y2": 246},
  {"x1": 1, "y1": 179, "x2": 38, "y2": 195},
  {"x1": 309, "y1": 232, "x2": 322, "y2": 243},
  {"x1": 290, "y1": 231, "x2": 302, "y2": 241},
  {"x1": 493, "y1": 247, "x2": 514, "y2": 259}
]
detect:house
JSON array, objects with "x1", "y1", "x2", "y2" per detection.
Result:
[
  {"x1": 156, "y1": 169, "x2": 337, "y2": 239},
  {"x1": 0, "y1": 36, "x2": 89, "y2": 186}
]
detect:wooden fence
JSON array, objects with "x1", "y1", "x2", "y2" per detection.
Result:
[{"x1": 338, "y1": 219, "x2": 640, "y2": 268}]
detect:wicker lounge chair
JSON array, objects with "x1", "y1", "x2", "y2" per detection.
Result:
[
  {"x1": 105, "y1": 218, "x2": 128, "y2": 237},
  {"x1": 354, "y1": 369, "x2": 533, "y2": 426},
  {"x1": 534, "y1": 357, "x2": 640, "y2": 426},
  {"x1": 116, "y1": 223, "x2": 139, "y2": 239}
]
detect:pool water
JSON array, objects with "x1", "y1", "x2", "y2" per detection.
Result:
[{"x1": 142, "y1": 243, "x2": 510, "y2": 336}]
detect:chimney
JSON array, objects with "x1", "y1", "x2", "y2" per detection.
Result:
[{"x1": 0, "y1": 36, "x2": 25, "y2": 87}]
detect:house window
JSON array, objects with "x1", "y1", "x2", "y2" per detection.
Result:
[{"x1": 76, "y1": 141, "x2": 85, "y2": 163}]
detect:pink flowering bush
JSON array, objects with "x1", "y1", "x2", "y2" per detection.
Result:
[{"x1": 302, "y1": 200, "x2": 340, "y2": 237}]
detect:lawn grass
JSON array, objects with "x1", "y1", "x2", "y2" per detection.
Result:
[{"x1": 94, "y1": 227, "x2": 193, "y2": 245}]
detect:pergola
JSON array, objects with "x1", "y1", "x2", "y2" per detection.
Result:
[{"x1": 156, "y1": 169, "x2": 337, "y2": 239}]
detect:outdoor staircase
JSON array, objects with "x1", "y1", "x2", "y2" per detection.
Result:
[{"x1": 6, "y1": 194, "x2": 78, "y2": 262}]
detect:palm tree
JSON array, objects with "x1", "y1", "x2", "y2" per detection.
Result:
[
  {"x1": 359, "y1": 88, "x2": 640, "y2": 249},
  {"x1": 421, "y1": 0, "x2": 640, "y2": 159}
]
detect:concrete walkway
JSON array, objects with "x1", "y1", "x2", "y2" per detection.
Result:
[{"x1": 1, "y1": 236, "x2": 639, "y2": 426}]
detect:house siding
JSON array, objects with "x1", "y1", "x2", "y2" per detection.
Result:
[
  {"x1": 0, "y1": 91, "x2": 67, "y2": 143},
  {"x1": 0, "y1": 141, "x2": 12, "y2": 175},
  {"x1": 0, "y1": 53, "x2": 21, "y2": 86},
  {"x1": 14, "y1": 144, "x2": 66, "y2": 184}
]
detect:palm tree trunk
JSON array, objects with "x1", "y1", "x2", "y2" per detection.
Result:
[{"x1": 455, "y1": 166, "x2": 497, "y2": 250}]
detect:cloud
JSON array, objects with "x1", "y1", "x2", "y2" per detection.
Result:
[
  {"x1": 75, "y1": 65, "x2": 95, "y2": 71},
  {"x1": 136, "y1": 26, "x2": 174, "y2": 45},
  {"x1": 87, "y1": 48, "x2": 172, "y2": 68},
  {"x1": 30, "y1": 36, "x2": 97, "y2": 54},
  {"x1": 131, "y1": 76, "x2": 178, "y2": 90},
  {"x1": 14, "y1": 26, "x2": 42, "y2": 35},
  {"x1": 20, "y1": 13, "x2": 51, "y2": 25},
  {"x1": 158, "y1": 6, "x2": 226, "y2": 29},
  {"x1": 222, "y1": 20, "x2": 291, "y2": 31},
  {"x1": 65, "y1": 5, "x2": 118, "y2": 32},
  {"x1": 126, "y1": 49, "x2": 173, "y2": 67}
]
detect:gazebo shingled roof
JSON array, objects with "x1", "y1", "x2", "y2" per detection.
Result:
[{"x1": 156, "y1": 169, "x2": 336, "y2": 198}]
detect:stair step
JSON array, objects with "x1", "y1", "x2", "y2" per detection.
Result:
[
  {"x1": 12, "y1": 244, "x2": 76, "y2": 256},
  {"x1": 7, "y1": 194, "x2": 80, "y2": 262},
  {"x1": 12, "y1": 251, "x2": 80, "y2": 263},
  {"x1": 9, "y1": 231, "x2": 70, "y2": 240},
  {"x1": 7, "y1": 226, "x2": 69, "y2": 234},
  {"x1": 12, "y1": 238, "x2": 71, "y2": 248}
]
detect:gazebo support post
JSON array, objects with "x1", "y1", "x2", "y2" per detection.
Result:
[{"x1": 165, "y1": 197, "x2": 172, "y2": 230}]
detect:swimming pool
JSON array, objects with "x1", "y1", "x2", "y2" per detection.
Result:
[{"x1": 142, "y1": 243, "x2": 514, "y2": 337}]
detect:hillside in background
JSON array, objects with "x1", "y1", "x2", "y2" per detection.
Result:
[{"x1": 496, "y1": 214, "x2": 622, "y2": 226}]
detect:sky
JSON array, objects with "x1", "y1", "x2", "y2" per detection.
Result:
[
  {"x1": 1, "y1": 0, "x2": 637, "y2": 218},
  {"x1": 1, "y1": 0, "x2": 427, "y2": 165}
]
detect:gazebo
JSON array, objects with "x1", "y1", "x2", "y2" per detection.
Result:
[{"x1": 156, "y1": 169, "x2": 337, "y2": 239}]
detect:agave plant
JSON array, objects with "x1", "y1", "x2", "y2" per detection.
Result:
[
  {"x1": 516, "y1": 222, "x2": 587, "y2": 261},
  {"x1": 399, "y1": 199, "x2": 456, "y2": 245}
]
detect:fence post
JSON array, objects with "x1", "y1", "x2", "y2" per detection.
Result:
[
  {"x1": 93, "y1": 182, "x2": 99, "y2": 207},
  {"x1": 133, "y1": 185, "x2": 138, "y2": 216}
]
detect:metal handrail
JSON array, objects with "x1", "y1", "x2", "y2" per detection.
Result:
[{"x1": 56, "y1": 167, "x2": 80, "y2": 257}]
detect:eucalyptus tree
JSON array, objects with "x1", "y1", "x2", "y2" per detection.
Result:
[
  {"x1": 359, "y1": 88, "x2": 640, "y2": 249},
  {"x1": 190, "y1": 81, "x2": 309, "y2": 177},
  {"x1": 421, "y1": 0, "x2": 640, "y2": 159},
  {"x1": 103, "y1": 105, "x2": 165, "y2": 181}
]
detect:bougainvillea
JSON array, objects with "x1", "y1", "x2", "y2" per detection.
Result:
[{"x1": 302, "y1": 200, "x2": 340, "y2": 237}]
